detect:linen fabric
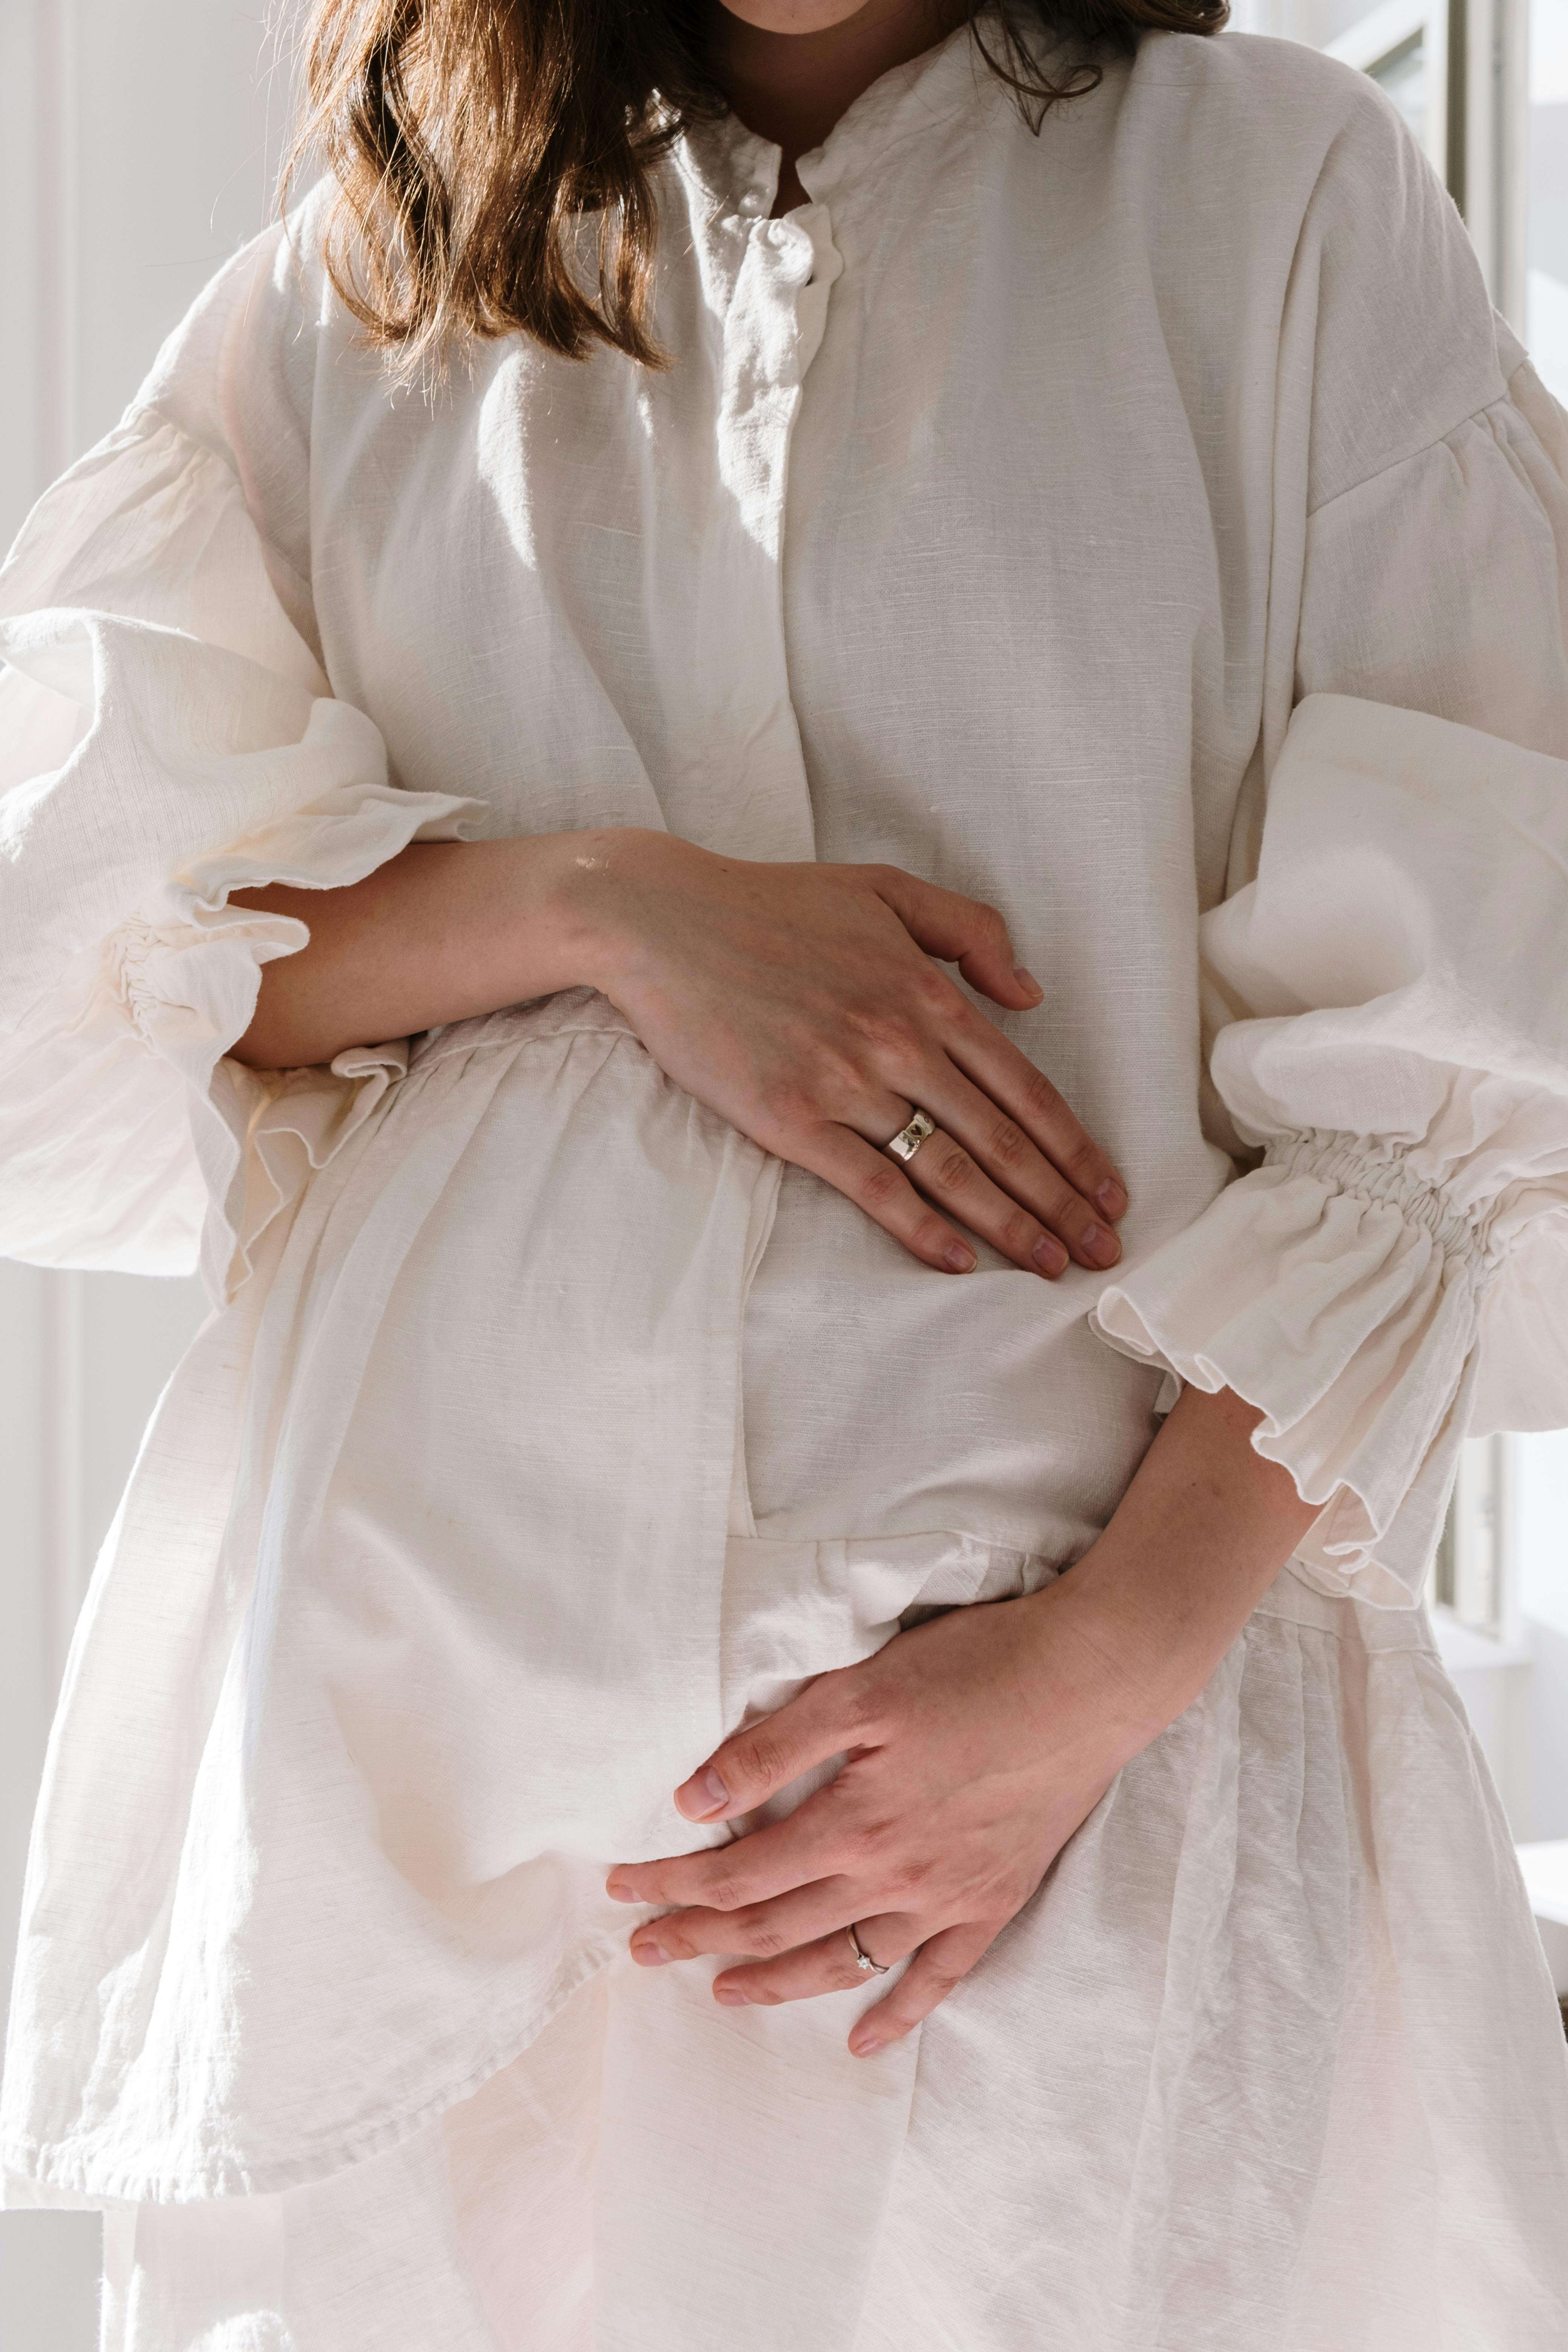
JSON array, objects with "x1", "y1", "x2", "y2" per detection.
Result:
[{"x1": 2, "y1": 20, "x2": 1568, "y2": 2346}]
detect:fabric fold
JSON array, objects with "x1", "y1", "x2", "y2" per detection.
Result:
[
  {"x1": 1094, "y1": 693, "x2": 1568, "y2": 1605},
  {"x1": 0, "y1": 407, "x2": 483, "y2": 1297}
]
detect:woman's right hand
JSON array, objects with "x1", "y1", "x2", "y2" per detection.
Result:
[
  {"x1": 234, "y1": 822, "x2": 1124, "y2": 1276},
  {"x1": 571, "y1": 829, "x2": 1125, "y2": 1278}
]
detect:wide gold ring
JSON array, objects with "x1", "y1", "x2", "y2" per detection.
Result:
[{"x1": 884, "y1": 1108, "x2": 935, "y2": 1164}]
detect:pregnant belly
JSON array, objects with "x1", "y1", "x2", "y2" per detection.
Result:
[{"x1": 254, "y1": 991, "x2": 781, "y2": 1880}]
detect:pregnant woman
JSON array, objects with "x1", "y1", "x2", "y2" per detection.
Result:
[{"x1": 3, "y1": 0, "x2": 1568, "y2": 2341}]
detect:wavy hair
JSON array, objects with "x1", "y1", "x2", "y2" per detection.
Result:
[{"x1": 284, "y1": 0, "x2": 1227, "y2": 376}]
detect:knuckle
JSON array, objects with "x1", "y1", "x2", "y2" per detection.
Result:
[
  {"x1": 913, "y1": 1211, "x2": 960, "y2": 1261},
  {"x1": 731, "y1": 1730, "x2": 791, "y2": 1789},
  {"x1": 747, "y1": 1924, "x2": 790, "y2": 1958},
  {"x1": 911, "y1": 960, "x2": 959, "y2": 1014},
  {"x1": 1036, "y1": 1176, "x2": 1079, "y2": 1230},
  {"x1": 858, "y1": 1158, "x2": 908, "y2": 1213},
  {"x1": 755, "y1": 1079, "x2": 815, "y2": 1138},
  {"x1": 997, "y1": 1208, "x2": 1041, "y2": 1261},
  {"x1": 705, "y1": 1874, "x2": 750, "y2": 1913},
  {"x1": 846, "y1": 1004, "x2": 920, "y2": 1063},
  {"x1": 986, "y1": 1118, "x2": 1033, "y2": 1175},
  {"x1": 1062, "y1": 1133, "x2": 1103, "y2": 1185},
  {"x1": 927, "y1": 1141, "x2": 977, "y2": 1193},
  {"x1": 845, "y1": 1815, "x2": 898, "y2": 1868},
  {"x1": 836, "y1": 1681, "x2": 887, "y2": 1741},
  {"x1": 1020, "y1": 1066, "x2": 1064, "y2": 1125}
]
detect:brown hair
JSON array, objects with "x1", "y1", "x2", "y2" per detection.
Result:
[{"x1": 285, "y1": 0, "x2": 1226, "y2": 378}]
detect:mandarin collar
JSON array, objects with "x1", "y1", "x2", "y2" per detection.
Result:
[{"x1": 672, "y1": 17, "x2": 991, "y2": 223}]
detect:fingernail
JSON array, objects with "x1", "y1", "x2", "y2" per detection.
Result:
[
  {"x1": 944, "y1": 1243, "x2": 976, "y2": 1273},
  {"x1": 1096, "y1": 1179, "x2": 1127, "y2": 1218},
  {"x1": 714, "y1": 1984, "x2": 749, "y2": 2007},
  {"x1": 848, "y1": 2030, "x2": 879, "y2": 2057},
  {"x1": 1013, "y1": 965, "x2": 1043, "y2": 999},
  {"x1": 1080, "y1": 1224, "x2": 1120, "y2": 1269},
  {"x1": 676, "y1": 1765, "x2": 730, "y2": 1819},
  {"x1": 605, "y1": 1876, "x2": 638, "y2": 1903},
  {"x1": 631, "y1": 1937, "x2": 671, "y2": 1967},
  {"x1": 1032, "y1": 1235, "x2": 1068, "y2": 1277}
]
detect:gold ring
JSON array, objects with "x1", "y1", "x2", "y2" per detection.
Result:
[
  {"x1": 846, "y1": 1922, "x2": 890, "y2": 1975},
  {"x1": 884, "y1": 1108, "x2": 934, "y2": 1164}
]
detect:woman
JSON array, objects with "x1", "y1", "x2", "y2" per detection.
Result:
[{"x1": 2, "y1": 0, "x2": 1567, "y2": 2338}]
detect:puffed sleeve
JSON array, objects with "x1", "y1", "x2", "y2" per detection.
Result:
[
  {"x1": 1095, "y1": 329, "x2": 1568, "y2": 1607},
  {"x1": 0, "y1": 240, "x2": 482, "y2": 1297}
]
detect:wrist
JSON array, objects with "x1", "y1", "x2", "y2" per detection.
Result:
[
  {"x1": 1026, "y1": 1386, "x2": 1319, "y2": 1755},
  {"x1": 1021, "y1": 1568, "x2": 1199, "y2": 1768},
  {"x1": 528, "y1": 826, "x2": 687, "y2": 998},
  {"x1": 508, "y1": 827, "x2": 665, "y2": 997}
]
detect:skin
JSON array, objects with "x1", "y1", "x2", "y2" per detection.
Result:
[
  {"x1": 236, "y1": 833, "x2": 1128, "y2": 1277},
  {"x1": 709, "y1": 0, "x2": 973, "y2": 210},
  {"x1": 232, "y1": 0, "x2": 1323, "y2": 2054},
  {"x1": 609, "y1": 1384, "x2": 1317, "y2": 2053}
]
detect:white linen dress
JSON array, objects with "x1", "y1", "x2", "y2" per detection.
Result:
[{"x1": 3, "y1": 22, "x2": 1568, "y2": 2349}]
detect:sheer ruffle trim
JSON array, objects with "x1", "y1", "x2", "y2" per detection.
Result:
[
  {"x1": 1093, "y1": 1129, "x2": 1511, "y2": 1608},
  {"x1": 0, "y1": 778, "x2": 480, "y2": 1296},
  {"x1": 110, "y1": 779, "x2": 483, "y2": 1300},
  {"x1": 0, "y1": 401, "x2": 483, "y2": 1288},
  {"x1": 1095, "y1": 692, "x2": 1568, "y2": 1609}
]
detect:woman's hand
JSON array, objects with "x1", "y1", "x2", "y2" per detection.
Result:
[
  {"x1": 236, "y1": 825, "x2": 1125, "y2": 1277},
  {"x1": 575, "y1": 830, "x2": 1125, "y2": 1277},
  {"x1": 606, "y1": 1581, "x2": 1132, "y2": 2054},
  {"x1": 605, "y1": 1387, "x2": 1322, "y2": 2054}
]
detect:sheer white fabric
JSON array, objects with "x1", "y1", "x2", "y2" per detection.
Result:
[
  {"x1": 2, "y1": 21, "x2": 1567, "y2": 2348},
  {"x1": 0, "y1": 413, "x2": 481, "y2": 1294},
  {"x1": 1096, "y1": 692, "x2": 1568, "y2": 1605}
]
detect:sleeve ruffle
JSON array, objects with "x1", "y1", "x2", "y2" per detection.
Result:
[
  {"x1": 0, "y1": 409, "x2": 482, "y2": 1297},
  {"x1": 1093, "y1": 692, "x2": 1568, "y2": 1608}
]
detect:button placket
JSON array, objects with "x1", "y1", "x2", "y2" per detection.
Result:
[{"x1": 686, "y1": 201, "x2": 841, "y2": 863}]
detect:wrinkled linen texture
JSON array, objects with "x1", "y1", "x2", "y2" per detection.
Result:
[{"x1": 2, "y1": 20, "x2": 1568, "y2": 2350}]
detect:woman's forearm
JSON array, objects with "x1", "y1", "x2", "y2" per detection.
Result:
[
  {"x1": 1047, "y1": 1384, "x2": 1321, "y2": 1756},
  {"x1": 230, "y1": 830, "x2": 620, "y2": 1069},
  {"x1": 228, "y1": 823, "x2": 1132, "y2": 1284}
]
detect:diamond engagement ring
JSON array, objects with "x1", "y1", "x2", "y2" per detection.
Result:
[
  {"x1": 846, "y1": 1922, "x2": 891, "y2": 1975},
  {"x1": 884, "y1": 1107, "x2": 935, "y2": 1163}
]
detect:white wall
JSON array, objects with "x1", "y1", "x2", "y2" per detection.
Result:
[
  {"x1": 0, "y1": 0, "x2": 280, "y2": 2046},
  {"x1": 1528, "y1": 0, "x2": 1568, "y2": 398},
  {"x1": 0, "y1": 0, "x2": 287, "y2": 548},
  {"x1": 0, "y1": 14, "x2": 276, "y2": 2327}
]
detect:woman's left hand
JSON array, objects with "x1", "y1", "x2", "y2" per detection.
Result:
[
  {"x1": 603, "y1": 1576, "x2": 1149, "y2": 2058},
  {"x1": 605, "y1": 1386, "x2": 1323, "y2": 2057}
]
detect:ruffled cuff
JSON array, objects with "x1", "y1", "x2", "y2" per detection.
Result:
[
  {"x1": 1091, "y1": 1129, "x2": 1500, "y2": 1608},
  {"x1": 109, "y1": 778, "x2": 483, "y2": 1300}
]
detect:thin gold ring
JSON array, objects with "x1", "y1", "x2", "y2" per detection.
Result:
[{"x1": 846, "y1": 1922, "x2": 890, "y2": 1976}]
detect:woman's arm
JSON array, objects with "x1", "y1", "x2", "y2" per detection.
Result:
[
  {"x1": 230, "y1": 833, "x2": 608, "y2": 1070},
  {"x1": 232, "y1": 826, "x2": 1131, "y2": 1280},
  {"x1": 603, "y1": 1383, "x2": 1320, "y2": 2052}
]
